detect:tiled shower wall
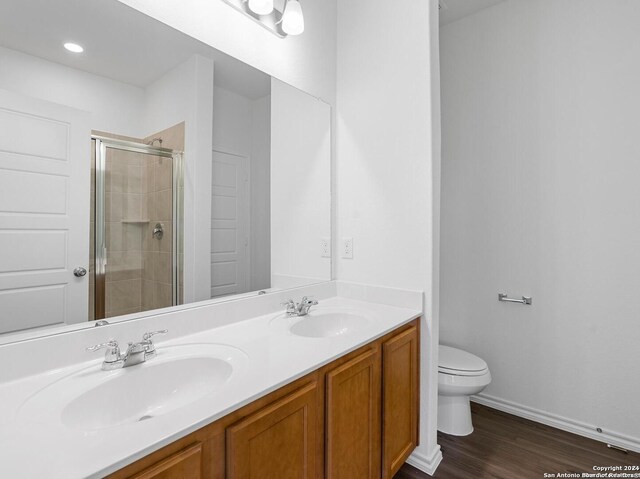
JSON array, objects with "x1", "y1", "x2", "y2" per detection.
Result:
[
  {"x1": 144, "y1": 122, "x2": 185, "y2": 309},
  {"x1": 141, "y1": 155, "x2": 173, "y2": 312}
]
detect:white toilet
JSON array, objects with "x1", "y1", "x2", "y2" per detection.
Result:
[{"x1": 438, "y1": 345, "x2": 492, "y2": 436}]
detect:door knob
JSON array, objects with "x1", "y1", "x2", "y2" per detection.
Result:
[{"x1": 74, "y1": 267, "x2": 87, "y2": 277}]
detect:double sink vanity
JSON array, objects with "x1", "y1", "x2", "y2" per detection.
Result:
[{"x1": 0, "y1": 284, "x2": 422, "y2": 478}]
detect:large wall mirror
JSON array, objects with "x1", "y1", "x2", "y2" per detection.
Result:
[{"x1": 0, "y1": 0, "x2": 331, "y2": 341}]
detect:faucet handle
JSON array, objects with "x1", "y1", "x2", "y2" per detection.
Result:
[
  {"x1": 86, "y1": 339, "x2": 119, "y2": 352},
  {"x1": 281, "y1": 299, "x2": 296, "y2": 315},
  {"x1": 142, "y1": 329, "x2": 168, "y2": 341},
  {"x1": 86, "y1": 340, "x2": 121, "y2": 363},
  {"x1": 141, "y1": 330, "x2": 168, "y2": 359}
]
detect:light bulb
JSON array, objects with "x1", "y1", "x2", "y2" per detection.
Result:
[
  {"x1": 247, "y1": 0, "x2": 274, "y2": 15},
  {"x1": 282, "y1": 0, "x2": 304, "y2": 35}
]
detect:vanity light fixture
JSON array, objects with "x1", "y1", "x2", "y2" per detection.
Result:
[
  {"x1": 221, "y1": 0, "x2": 305, "y2": 38},
  {"x1": 63, "y1": 42, "x2": 84, "y2": 53}
]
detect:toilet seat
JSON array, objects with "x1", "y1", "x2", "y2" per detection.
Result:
[{"x1": 439, "y1": 345, "x2": 488, "y2": 377}]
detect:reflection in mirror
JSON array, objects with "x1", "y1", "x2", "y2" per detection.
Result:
[
  {"x1": 91, "y1": 136, "x2": 183, "y2": 320},
  {"x1": 0, "y1": 0, "x2": 331, "y2": 340}
]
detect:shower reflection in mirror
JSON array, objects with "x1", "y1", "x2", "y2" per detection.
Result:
[{"x1": 90, "y1": 135, "x2": 183, "y2": 320}]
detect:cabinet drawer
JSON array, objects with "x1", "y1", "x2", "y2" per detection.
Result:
[{"x1": 130, "y1": 443, "x2": 203, "y2": 479}]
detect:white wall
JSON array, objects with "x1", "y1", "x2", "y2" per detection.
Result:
[
  {"x1": 271, "y1": 78, "x2": 331, "y2": 286},
  {"x1": 250, "y1": 96, "x2": 271, "y2": 291},
  {"x1": 336, "y1": 0, "x2": 442, "y2": 473},
  {"x1": 145, "y1": 54, "x2": 214, "y2": 304},
  {"x1": 0, "y1": 46, "x2": 145, "y2": 136},
  {"x1": 440, "y1": 0, "x2": 640, "y2": 452},
  {"x1": 212, "y1": 86, "x2": 252, "y2": 156},
  {"x1": 116, "y1": 0, "x2": 336, "y2": 105}
]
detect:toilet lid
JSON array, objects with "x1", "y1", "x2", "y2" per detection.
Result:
[{"x1": 438, "y1": 345, "x2": 488, "y2": 376}]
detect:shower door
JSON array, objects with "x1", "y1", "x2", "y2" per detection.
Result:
[{"x1": 92, "y1": 137, "x2": 181, "y2": 320}]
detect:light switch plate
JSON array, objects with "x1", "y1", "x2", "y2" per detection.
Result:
[
  {"x1": 342, "y1": 237, "x2": 354, "y2": 259},
  {"x1": 321, "y1": 237, "x2": 331, "y2": 258}
]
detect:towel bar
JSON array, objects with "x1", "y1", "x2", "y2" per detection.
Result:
[{"x1": 498, "y1": 293, "x2": 532, "y2": 305}]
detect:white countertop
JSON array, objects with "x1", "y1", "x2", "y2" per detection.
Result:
[{"x1": 0, "y1": 296, "x2": 420, "y2": 479}]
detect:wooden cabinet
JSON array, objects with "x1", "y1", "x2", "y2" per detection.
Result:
[
  {"x1": 130, "y1": 443, "x2": 203, "y2": 479},
  {"x1": 110, "y1": 319, "x2": 420, "y2": 479},
  {"x1": 325, "y1": 348, "x2": 381, "y2": 479},
  {"x1": 226, "y1": 382, "x2": 319, "y2": 479},
  {"x1": 382, "y1": 325, "x2": 419, "y2": 479}
]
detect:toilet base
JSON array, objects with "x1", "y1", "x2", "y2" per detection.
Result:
[{"x1": 438, "y1": 394, "x2": 474, "y2": 436}]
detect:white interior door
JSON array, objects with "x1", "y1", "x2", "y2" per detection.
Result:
[
  {"x1": 211, "y1": 150, "x2": 250, "y2": 298},
  {"x1": 0, "y1": 89, "x2": 90, "y2": 333}
]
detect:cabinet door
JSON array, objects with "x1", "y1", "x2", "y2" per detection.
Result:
[
  {"x1": 382, "y1": 325, "x2": 419, "y2": 479},
  {"x1": 326, "y1": 349, "x2": 381, "y2": 479},
  {"x1": 130, "y1": 443, "x2": 203, "y2": 479},
  {"x1": 226, "y1": 382, "x2": 318, "y2": 479}
]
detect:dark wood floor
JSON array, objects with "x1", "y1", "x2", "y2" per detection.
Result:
[{"x1": 394, "y1": 402, "x2": 639, "y2": 479}]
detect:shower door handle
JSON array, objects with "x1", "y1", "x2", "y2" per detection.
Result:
[{"x1": 74, "y1": 267, "x2": 87, "y2": 278}]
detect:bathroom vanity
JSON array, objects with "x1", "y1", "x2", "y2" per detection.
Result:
[
  {"x1": 0, "y1": 289, "x2": 422, "y2": 478},
  {"x1": 108, "y1": 318, "x2": 419, "y2": 479}
]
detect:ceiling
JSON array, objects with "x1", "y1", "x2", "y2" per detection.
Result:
[
  {"x1": 0, "y1": 0, "x2": 270, "y2": 99},
  {"x1": 439, "y1": 0, "x2": 507, "y2": 26}
]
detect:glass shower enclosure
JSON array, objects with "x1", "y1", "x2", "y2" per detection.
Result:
[{"x1": 90, "y1": 136, "x2": 182, "y2": 320}]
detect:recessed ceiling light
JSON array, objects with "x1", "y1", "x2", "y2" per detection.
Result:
[{"x1": 63, "y1": 42, "x2": 84, "y2": 53}]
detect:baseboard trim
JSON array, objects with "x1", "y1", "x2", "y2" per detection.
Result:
[
  {"x1": 406, "y1": 445, "x2": 443, "y2": 476},
  {"x1": 472, "y1": 393, "x2": 640, "y2": 454}
]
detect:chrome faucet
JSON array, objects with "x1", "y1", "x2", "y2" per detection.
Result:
[
  {"x1": 87, "y1": 330, "x2": 168, "y2": 370},
  {"x1": 281, "y1": 297, "x2": 319, "y2": 317}
]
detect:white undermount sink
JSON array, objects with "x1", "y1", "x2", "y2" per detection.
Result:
[
  {"x1": 272, "y1": 310, "x2": 371, "y2": 338},
  {"x1": 19, "y1": 343, "x2": 248, "y2": 431}
]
